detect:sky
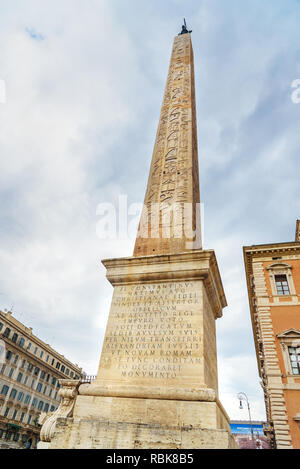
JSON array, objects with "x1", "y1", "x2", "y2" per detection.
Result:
[{"x1": 0, "y1": 0, "x2": 300, "y2": 422}]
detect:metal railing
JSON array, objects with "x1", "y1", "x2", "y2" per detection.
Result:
[{"x1": 80, "y1": 375, "x2": 96, "y2": 384}]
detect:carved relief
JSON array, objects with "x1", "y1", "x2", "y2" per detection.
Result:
[
  {"x1": 39, "y1": 380, "x2": 81, "y2": 443},
  {"x1": 134, "y1": 33, "x2": 201, "y2": 256}
]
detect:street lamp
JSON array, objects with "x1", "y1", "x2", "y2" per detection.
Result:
[{"x1": 237, "y1": 392, "x2": 255, "y2": 449}]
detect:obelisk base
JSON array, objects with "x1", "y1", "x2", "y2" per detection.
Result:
[{"x1": 43, "y1": 393, "x2": 237, "y2": 449}]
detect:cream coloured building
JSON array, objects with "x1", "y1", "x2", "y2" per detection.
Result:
[{"x1": 0, "y1": 310, "x2": 82, "y2": 449}]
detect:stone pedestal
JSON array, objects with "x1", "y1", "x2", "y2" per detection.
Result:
[{"x1": 38, "y1": 251, "x2": 236, "y2": 449}]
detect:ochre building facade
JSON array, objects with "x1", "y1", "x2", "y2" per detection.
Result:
[{"x1": 244, "y1": 221, "x2": 300, "y2": 449}]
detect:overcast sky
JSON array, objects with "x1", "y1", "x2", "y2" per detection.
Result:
[{"x1": 1, "y1": 0, "x2": 300, "y2": 422}]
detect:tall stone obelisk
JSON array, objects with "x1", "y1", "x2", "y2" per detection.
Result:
[
  {"x1": 38, "y1": 24, "x2": 236, "y2": 449},
  {"x1": 133, "y1": 28, "x2": 201, "y2": 257}
]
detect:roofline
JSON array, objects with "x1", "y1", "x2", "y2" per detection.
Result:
[
  {"x1": 0, "y1": 310, "x2": 82, "y2": 372},
  {"x1": 243, "y1": 241, "x2": 300, "y2": 252}
]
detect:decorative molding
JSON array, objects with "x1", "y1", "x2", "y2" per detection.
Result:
[
  {"x1": 102, "y1": 250, "x2": 226, "y2": 319},
  {"x1": 277, "y1": 330, "x2": 300, "y2": 378},
  {"x1": 266, "y1": 262, "x2": 297, "y2": 302},
  {"x1": 38, "y1": 380, "x2": 80, "y2": 443}
]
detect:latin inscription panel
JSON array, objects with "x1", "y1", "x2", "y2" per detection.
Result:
[{"x1": 97, "y1": 281, "x2": 205, "y2": 387}]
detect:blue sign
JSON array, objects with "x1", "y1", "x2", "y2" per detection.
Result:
[{"x1": 230, "y1": 423, "x2": 264, "y2": 436}]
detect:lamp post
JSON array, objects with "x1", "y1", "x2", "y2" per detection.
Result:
[{"x1": 237, "y1": 392, "x2": 255, "y2": 449}]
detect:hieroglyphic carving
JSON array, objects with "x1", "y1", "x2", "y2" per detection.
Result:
[{"x1": 134, "y1": 33, "x2": 201, "y2": 256}]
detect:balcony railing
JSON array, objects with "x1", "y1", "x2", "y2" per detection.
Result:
[{"x1": 80, "y1": 375, "x2": 96, "y2": 383}]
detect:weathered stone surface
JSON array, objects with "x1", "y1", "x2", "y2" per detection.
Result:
[
  {"x1": 49, "y1": 397, "x2": 236, "y2": 449},
  {"x1": 133, "y1": 33, "x2": 201, "y2": 256}
]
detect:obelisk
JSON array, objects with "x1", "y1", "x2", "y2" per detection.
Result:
[{"x1": 38, "y1": 22, "x2": 236, "y2": 449}]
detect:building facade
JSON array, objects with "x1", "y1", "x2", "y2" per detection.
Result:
[
  {"x1": 0, "y1": 310, "x2": 82, "y2": 449},
  {"x1": 243, "y1": 221, "x2": 300, "y2": 449}
]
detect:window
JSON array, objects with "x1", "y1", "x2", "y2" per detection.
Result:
[
  {"x1": 21, "y1": 359, "x2": 26, "y2": 368},
  {"x1": 40, "y1": 371, "x2": 46, "y2": 380},
  {"x1": 27, "y1": 342, "x2": 31, "y2": 350},
  {"x1": 3, "y1": 328, "x2": 11, "y2": 338},
  {"x1": 51, "y1": 358, "x2": 55, "y2": 366},
  {"x1": 8, "y1": 368, "x2": 14, "y2": 378},
  {"x1": 46, "y1": 374, "x2": 50, "y2": 382},
  {"x1": 267, "y1": 263, "x2": 296, "y2": 301},
  {"x1": 18, "y1": 392, "x2": 24, "y2": 402},
  {"x1": 1, "y1": 385, "x2": 9, "y2": 396},
  {"x1": 27, "y1": 363, "x2": 34, "y2": 372},
  {"x1": 50, "y1": 405, "x2": 55, "y2": 412},
  {"x1": 31, "y1": 379, "x2": 35, "y2": 389},
  {"x1": 32, "y1": 398, "x2": 38, "y2": 408},
  {"x1": 4, "y1": 407, "x2": 10, "y2": 418},
  {"x1": 34, "y1": 367, "x2": 40, "y2": 376},
  {"x1": 38, "y1": 400, "x2": 44, "y2": 411},
  {"x1": 19, "y1": 338, "x2": 25, "y2": 348},
  {"x1": 14, "y1": 354, "x2": 19, "y2": 364},
  {"x1": 34, "y1": 347, "x2": 38, "y2": 354},
  {"x1": 40, "y1": 351, "x2": 44, "y2": 359},
  {"x1": 0, "y1": 429, "x2": 3, "y2": 438},
  {"x1": 61, "y1": 365, "x2": 65, "y2": 373},
  {"x1": 52, "y1": 377, "x2": 57, "y2": 386},
  {"x1": 56, "y1": 362, "x2": 60, "y2": 370},
  {"x1": 12, "y1": 333, "x2": 18, "y2": 343},
  {"x1": 5, "y1": 431, "x2": 12, "y2": 440},
  {"x1": 1, "y1": 364, "x2": 6, "y2": 374},
  {"x1": 24, "y1": 376, "x2": 28, "y2": 386},
  {"x1": 275, "y1": 275, "x2": 290, "y2": 296},
  {"x1": 44, "y1": 403, "x2": 49, "y2": 412},
  {"x1": 27, "y1": 415, "x2": 32, "y2": 425},
  {"x1": 36, "y1": 383, "x2": 42, "y2": 393},
  {"x1": 0, "y1": 322, "x2": 3, "y2": 331},
  {"x1": 46, "y1": 355, "x2": 49, "y2": 363},
  {"x1": 17, "y1": 372, "x2": 23, "y2": 383},
  {"x1": 24, "y1": 395, "x2": 31, "y2": 404},
  {"x1": 9, "y1": 388, "x2": 17, "y2": 399},
  {"x1": 70, "y1": 371, "x2": 74, "y2": 378},
  {"x1": 6, "y1": 350, "x2": 13, "y2": 361},
  {"x1": 12, "y1": 409, "x2": 18, "y2": 420},
  {"x1": 13, "y1": 433, "x2": 20, "y2": 442},
  {"x1": 20, "y1": 413, "x2": 25, "y2": 422},
  {"x1": 66, "y1": 369, "x2": 70, "y2": 376},
  {"x1": 289, "y1": 346, "x2": 300, "y2": 375}
]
